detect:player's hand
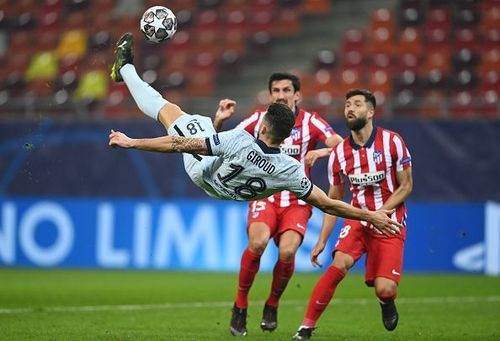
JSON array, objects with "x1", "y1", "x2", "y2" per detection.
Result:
[
  {"x1": 368, "y1": 209, "x2": 403, "y2": 237},
  {"x1": 304, "y1": 150, "x2": 322, "y2": 167},
  {"x1": 214, "y1": 99, "x2": 236, "y2": 121},
  {"x1": 109, "y1": 130, "x2": 134, "y2": 148},
  {"x1": 310, "y1": 240, "x2": 327, "y2": 268}
]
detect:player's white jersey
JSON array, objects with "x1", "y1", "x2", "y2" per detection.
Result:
[{"x1": 202, "y1": 129, "x2": 313, "y2": 201}]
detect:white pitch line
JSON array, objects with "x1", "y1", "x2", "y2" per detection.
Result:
[{"x1": 0, "y1": 296, "x2": 499, "y2": 315}]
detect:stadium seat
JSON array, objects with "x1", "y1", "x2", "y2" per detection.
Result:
[
  {"x1": 479, "y1": 48, "x2": 500, "y2": 74},
  {"x1": 453, "y1": 28, "x2": 480, "y2": 51},
  {"x1": 448, "y1": 90, "x2": 476, "y2": 118},
  {"x1": 371, "y1": 52, "x2": 392, "y2": 69},
  {"x1": 273, "y1": 9, "x2": 301, "y2": 37},
  {"x1": 453, "y1": 5, "x2": 480, "y2": 27},
  {"x1": 394, "y1": 52, "x2": 421, "y2": 72},
  {"x1": 249, "y1": 31, "x2": 273, "y2": 55},
  {"x1": 398, "y1": 5, "x2": 424, "y2": 27},
  {"x1": 341, "y1": 29, "x2": 366, "y2": 54},
  {"x1": 451, "y1": 69, "x2": 478, "y2": 91},
  {"x1": 186, "y1": 70, "x2": 215, "y2": 97},
  {"x1": 452, "y1": 48, "x2": 479, "y2": 71},
  {"x1": 425, "y1": 7, "x2": 451, "y2": 30},
  {"x1": 223, "y1": 29, "x2": 247, "y2": 54},
  {"x1": 420, "y1": 90, "x2": 447, "y2": 118},
  {"x1": 219, "y1": 49, "x2": 243, "y2": 74},
  {"x1": 249, "y1": 10, "x2": 273, "y2": 34},
  {"x1": 368, "y1": 68, "x2": 392, "y2": 96},
  {"x1": 480, "y1": 70, "x2": 500, "y2": 92},
  {"x1": 314, "y1": 49, "x2": 338, "y2": 71},
  {"x1": 391, "y1": 89, "x2": 420, "y2": 117},
  {"x1": 302, "y1": 0, "x2": 331, "y2": 14},
  {"x1": 366, "y1": 27, "x2": 395, "y2": 55},
  {"x1": 25, "y1": 51, "x2": 58, "y2": 81},
  {"x1": 224, "y1": 10, "x2": 248, "y2": 33},
  {"x1": 370, "y1": 8, "x2": 394, "y2": 32},
  {"x1": 424, "y1": 27, "x2": 450, "y2": 52},
  {"x1": 343, "y1": 50, "x2": 364, "y2": 68},
  {"x1": 421, "y1": 51, "x2": 450, "y2": 73},
  {"x1": 56, "y1": 30, "x2": 88, "y2": 60},
  {"x1": 397, "y1": 27, "x2": 423, "y2": 55},
  {"x1": 73, "y1": 70, "x2": 109, "y2": 101},
  {"x1": 394, "y1": 69, "x2": 421, "y2": 93}
]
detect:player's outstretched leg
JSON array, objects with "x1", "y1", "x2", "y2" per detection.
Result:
[
  {"x1": 380, "y1": 300, "x2": 399, "y2": 331},
  {"x1": 110, "y1": 32, "x2": 176, "y2": 124},
  {"x1": 110, "y1": 32, "x2": 134, "y2": 82},
  {"x1": 260, "y1": 304, "x2": 277, "y2": 332},
  {"x1": 230, "y1": 304, "x2": 248, "y2": 336},
  {"x1": 292, "y1": 327, "x2": 314, "y2": 340}
]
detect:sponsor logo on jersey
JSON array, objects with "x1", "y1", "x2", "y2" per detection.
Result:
[
  {"x1": 280, "y1": 144, "x2": 300, "y2": 155},
  {"x1": 348, "y1": 170, "x2": 385, "y2": 185},
  {"x1": 373, "y1": 150, "x2": 383, "y2": 164}
]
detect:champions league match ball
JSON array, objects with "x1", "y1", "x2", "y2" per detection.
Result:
[{"x1": 140, "y1": 6, "x2": 177, "y2": 43}]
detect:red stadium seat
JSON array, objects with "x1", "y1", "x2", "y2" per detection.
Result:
[
  {"x1": 397, "y1": 27, "x2": 423, "y2": 56},
  {"x1": 302, "y1": 0, "x2": 331, "y2": 14},
  {"x1": 273, "y1": 9, "x2": 301, "y2": 37},
  {"x1": 370, "y1": 8, "x2": 394, "y2": 32},
  {"x1": 341, "y1": 29, "x2": 366, "y2": 54}
]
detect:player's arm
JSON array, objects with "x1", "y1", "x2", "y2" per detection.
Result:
[
  {"x1": 108, "y1": 130, "x2": 210, "y2": 155},
  {"x1": 213, "y1": 99, "x2": 236, "y2": 132},
  {"x1": 304, "y1": 134, "x2": 343, "y2": 167},
  {"x1": 304, "y1": 185, "x2": 402, "y2": 237},
  {"x1": 310, "y1": 183, "x2": 345, "y2": 267},
  {"x1": 380, "y1": 167, "x2": 413, "y2": 211}
]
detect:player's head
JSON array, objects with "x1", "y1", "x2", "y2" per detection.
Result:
[
  {"x1": 268, "y1": 72, "x2": 301, "y2": 112},
  {"x1": 344, "y1": 89, "x2": 376, "y2": 131},
  {"x1": 261, "y1": 102, "x2": 296, "y2": 144}
]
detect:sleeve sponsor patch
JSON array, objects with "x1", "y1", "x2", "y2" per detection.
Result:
[
  {"x1": 212, "y1": 134, "x2": 220, "y2": 146},
  {"x1": 300, "y1": 176, "x2": 311, "y2": 189},
  {"x1": 401, "y1": 156, "x2": 412, "y2": 165}
]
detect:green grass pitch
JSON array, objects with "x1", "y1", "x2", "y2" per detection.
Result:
[{"x1": 1, "y1": 269, "x2": 499, "y2": 340}]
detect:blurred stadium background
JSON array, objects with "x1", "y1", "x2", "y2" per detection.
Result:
[{"x1": 0, "y1": 0, "x2": 499, "y2": 339}]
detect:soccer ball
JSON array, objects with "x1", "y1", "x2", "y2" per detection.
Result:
[{"x1": 140, "y1": 6, "x2": 177, "y2": 43}]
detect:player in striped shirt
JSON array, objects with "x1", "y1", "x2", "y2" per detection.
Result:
[
  {"x1": 213, "y1": 72, "x2": 343, "y2": 335},
  {"x1": 293, "y1": 89, "x2": 413, "y2": 340}
]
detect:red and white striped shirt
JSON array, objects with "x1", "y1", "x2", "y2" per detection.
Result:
[
  {"x1": 237, "y1": 108, "x2": 335, "y2": 207},
  {"x1": 328, "y1": 126, "x2": 412, "y2": 227}
]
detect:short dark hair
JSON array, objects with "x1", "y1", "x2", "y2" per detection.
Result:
[
  {"x1": 346, "y1": 89, "x2": 376, "y2": 108},
  {"x1": 264, "y1": 102, "x2": 296, "y2": 143},
  {"x1": 268, "y1": 72, "x2": 301, "y2": 92}
]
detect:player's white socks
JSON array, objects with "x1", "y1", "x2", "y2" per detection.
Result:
[{"x1": 120, "y1": 63, "x2": 168, "y2": 120}]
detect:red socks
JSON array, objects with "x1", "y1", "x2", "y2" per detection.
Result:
[
  {"x1": 302, "y1": 265, "x2": 346, "y2": 328},
  {"x1": 235, "y1": 248, "x2": 262, "y2": 308},
  {"x1": 265, "y1": 259, "x2": 295, "y2": 307}
]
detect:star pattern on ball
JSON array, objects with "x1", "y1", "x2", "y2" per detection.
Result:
[{"x1": 149, "y1": 14, "x2": 166, "y2": 32}]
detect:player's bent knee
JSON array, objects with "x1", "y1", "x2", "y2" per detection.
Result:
[
  {"x1": 375, "y1": 281, "x2": 397, "y2": 298},
  {"x1": 158, "y1": 103, "x2": 184, "y2": 128},
  {"x1": 248, "y1": 239, "x2": 268, "y2": 255},
  {"x1": 278, "y1": 248, "x2": 296, "y2": 262},
  {"x1": 332, "y1": 251, "x2": 354, "y2": 273}
]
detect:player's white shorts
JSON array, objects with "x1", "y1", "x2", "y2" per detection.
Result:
[{"x1": 167, "y1": 114, "x2": 218, "y2": 196}]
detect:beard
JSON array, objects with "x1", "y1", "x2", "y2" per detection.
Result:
[{"x1": 346, "y1": 116, "x2": 367, "y2": 131}]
